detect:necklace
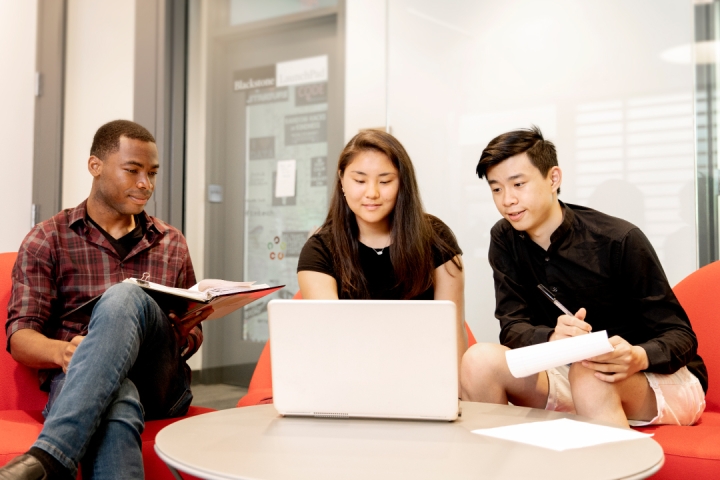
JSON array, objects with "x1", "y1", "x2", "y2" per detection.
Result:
[{"x1": 361, "y1": 235, "x2": 391, "y2": 255}]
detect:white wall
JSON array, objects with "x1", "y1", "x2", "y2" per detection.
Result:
[
  {"x1": 344, "y1": 0, "x2": 387, "y2": 140},
  {"x1": 61, "y1": 0, "x2": 136, "y2": 209},
  {"x1": 185, "y1": 1, "x2": 211, "y2": 371},
  {"x1": 0, "y1": 0, "x2": 37, "y2": 252},
  {"x1": 186, "y1": 0, "x2": 210, "y2": 286}
]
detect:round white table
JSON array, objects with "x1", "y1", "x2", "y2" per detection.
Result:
[{"x1": 155, "y1": 402, "x2": 664, "y2": 480}]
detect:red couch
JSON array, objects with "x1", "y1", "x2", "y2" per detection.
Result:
[
  {"x1": 0, "y1": 252, "x2": 213, "y2": 478},
  {"x1": 634, "y1": 260, "x2": 720, "y2": 478}
]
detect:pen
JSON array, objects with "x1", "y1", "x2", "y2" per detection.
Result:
[{"x1": 537, "y1": 284, "x2": 575, "y2": 317}]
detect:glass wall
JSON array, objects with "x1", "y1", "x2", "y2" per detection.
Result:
[
  {"x1": 186, "y1": 0, "x2": 719, "y2": 377},
  {"x1": 186, "y1": 0, "x2": 344, "y2": 383},
  {"x1": 695, "y1": 0, "x2": 720, "y2": 267},
  {"x1": 387, "y1": 0, "x2": 698, "y2": 341}
]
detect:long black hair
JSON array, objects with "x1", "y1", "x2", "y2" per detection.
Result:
[{"x1": 319, "y1": 129, "x2": 460, "y2": 298}]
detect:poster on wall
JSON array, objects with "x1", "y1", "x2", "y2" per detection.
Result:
[{"x1": 238, "y1": 56, "x2": 329, "y2": 341}]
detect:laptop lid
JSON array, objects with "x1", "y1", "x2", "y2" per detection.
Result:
[{"x1": 268, "y1": 299, "x2": 459, "y2": 421}]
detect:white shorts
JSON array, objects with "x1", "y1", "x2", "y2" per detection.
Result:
[{"x1": 545, "y1": 365, "x2": 706, "y2": 426}]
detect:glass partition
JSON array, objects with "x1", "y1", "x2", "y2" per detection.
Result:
[
  {"x1": 186, "y1": 0, "x2": 344, "y2": 384},
  {"x1": 387, "y1": 0, "x2": 698, "y2": 342}
]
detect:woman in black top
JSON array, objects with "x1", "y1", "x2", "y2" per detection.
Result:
[{"x1": 297, "y1": 129, "x2": 467, "y2": 359}]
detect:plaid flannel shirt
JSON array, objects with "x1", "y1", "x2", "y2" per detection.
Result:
[{"x1": 5, "y1": 200, "x2": 203, "y2": 388}]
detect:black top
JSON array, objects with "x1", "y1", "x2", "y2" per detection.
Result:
[
  {"x1": 298, "y1": 215, "x2": 462, "y2": 300},
  {"x1": 87, "y1": 214, "x2": 145, "y2": 261},
  {"x1": 489, "y1": 202, "x2": 707, "y2": 392}
]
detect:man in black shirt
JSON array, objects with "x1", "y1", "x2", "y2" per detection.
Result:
[{"x1": 460, "y1": 126, "x2": 706, "y2": 428}]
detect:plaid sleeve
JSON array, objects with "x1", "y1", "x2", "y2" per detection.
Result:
[{"x1": 6, "y1": 227, "x2": 57, "y2": 352}]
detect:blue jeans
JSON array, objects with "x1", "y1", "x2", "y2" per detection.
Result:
[{"x1": 34, "y1": 283, "x2": 193, "y2": 479}]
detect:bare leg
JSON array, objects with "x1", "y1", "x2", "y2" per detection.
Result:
[
  {"x1": 460, "y1": 343, "x2": 549, "y2": 409},
  {"x1": 568, "y1": 363, "x2": 657, "y2": 428}
]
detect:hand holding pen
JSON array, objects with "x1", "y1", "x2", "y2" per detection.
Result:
[{"x1": 537, "y1": 284, "x2": 592, "y2": 341}]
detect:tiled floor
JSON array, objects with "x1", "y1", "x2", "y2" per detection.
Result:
[{"x1": 191, "y1": 383, "x2": 249, "y2": 410}]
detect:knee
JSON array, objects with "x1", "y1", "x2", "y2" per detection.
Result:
[
  {"x1": 93, "y1": 283, "x2": 159, "y2": 327},
  {"x1": 101, "y1": 283, "x2": 147, "y2": 307},
  {"x1": 461, "y1": 343, "x2": 508, "y2": 382},
  {"x1": 568, "y1": 362, "x2": 611, "y2": 402}
]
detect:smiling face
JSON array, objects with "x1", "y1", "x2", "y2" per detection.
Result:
[
  {"x1": 89, "y1": 136, "x2": 159, "y2": 217},
  {"x1": 340, "y1": 149, "x2": 400, "y2": 232},
  {"x1": 486, "y1": 152, "x2": 563, "y2": 245}
]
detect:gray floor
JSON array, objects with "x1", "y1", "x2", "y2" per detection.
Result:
[{"x1": 191, "y1": 383, "x2": 249, "y2": 410}]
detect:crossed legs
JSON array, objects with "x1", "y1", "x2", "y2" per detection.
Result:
[
  {"x1": 460, "y1": 343, "x2": 657, "y2": 428},
  {"x1": 33, "y1": 283, "x2": 191, "y2": 478}
]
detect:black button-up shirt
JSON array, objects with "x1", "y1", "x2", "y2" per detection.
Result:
[{"x1": 489, "y1": 202, "x2": 707, "y2": 392}]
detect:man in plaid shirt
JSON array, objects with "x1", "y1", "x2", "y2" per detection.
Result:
[{"x1": 2, "y1": 120, "x2": 204, "y2": 480}]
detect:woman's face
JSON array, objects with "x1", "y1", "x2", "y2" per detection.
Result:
[{"x1": 340, "y1": 150, "x2": 400, "y2": 231}]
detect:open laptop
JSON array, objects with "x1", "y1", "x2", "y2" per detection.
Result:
[{"x1": 267, "y1": 299, "x2": 460, "y2": 421}]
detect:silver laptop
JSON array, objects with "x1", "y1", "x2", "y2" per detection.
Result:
[{"x1": 268, "y1": 299, "x2": 460, "y2": 421}]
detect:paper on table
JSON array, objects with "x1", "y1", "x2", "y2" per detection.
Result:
[
  {"x1": 505, "y1": 330, "x2": 614, "y2": 378},
  {"x1": 472, "y1": 418, "x2": 652, "y2": 451}
]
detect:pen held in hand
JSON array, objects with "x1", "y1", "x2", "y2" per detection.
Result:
[{"x1": 537, "y1": 284, "x2": 575, "y2": 317}]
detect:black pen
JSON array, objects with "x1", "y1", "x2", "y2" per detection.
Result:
[{"x1": 537, "y1": 284, "x2": 574, "y2": 317}]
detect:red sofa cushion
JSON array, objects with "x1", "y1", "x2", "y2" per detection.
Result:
[
  {"x1": 0, "y1": 253, "x2": 48, "y2": 412},
  {"x1": 634, "y1": 261, "x2": 720, "y2": 478}
]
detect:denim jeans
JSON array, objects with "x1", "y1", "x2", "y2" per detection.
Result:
[{"x1": 34, "y1": 283, "x2": 193, "y2": 479}]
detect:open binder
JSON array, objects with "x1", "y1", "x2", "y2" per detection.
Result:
[{"x1": 61, "y1": 277, "x2": 284, "y2": 329}]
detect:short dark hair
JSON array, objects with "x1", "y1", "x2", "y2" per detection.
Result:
[
  {"x1": 90, "y1": 120, "x2": 155, "y2": 160},
  {"x1": 476, "y1": 126, "x2": 558, "y2": 192}
]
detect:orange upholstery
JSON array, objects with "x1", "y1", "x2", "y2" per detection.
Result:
[
  {"x1": 237, "y1": 290, "x2": 477, "y2": 407},
  {"x1": 634, "y1": 260, "x2": 720, "y2": 478},
  {"x1": 0, "y1": 252, "x2": 212, "y2": 478}
]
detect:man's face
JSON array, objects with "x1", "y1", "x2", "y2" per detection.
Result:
[
  {"x1": 91, "y1": 136, "x2": 159, "y2": 216},
  {"x1": 486, "y1": 152, "x2": 560, "y2": 237}
]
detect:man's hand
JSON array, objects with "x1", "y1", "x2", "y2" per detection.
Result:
[
  {"x1": 60, "y1": 335, "x2": 85, "y2": 373},
  {"x1": 549, "y1": 308, "x2": 591, "y2": 341},
  {"x1": 168, "y1": 308, "x2": 213, "y2": 339},
  {"x1": 581, "y1": 336, "x2": 649, "y2": 383}
]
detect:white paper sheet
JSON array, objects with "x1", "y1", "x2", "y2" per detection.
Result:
[
  {"x1": 505, "y1": 330, "x2": 614, "y2": 378},
  {"x1": 472, "y1": 418, "x2": 652, "y2": 451},
  {"x1": 275, "y1": 159, "x2": 296, "y2": 198}
]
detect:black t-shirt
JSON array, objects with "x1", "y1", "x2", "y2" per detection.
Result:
[
  {"x1": 87, "y1": 215, "x2": 145, "y2": 261},
  {"x1": 297, "y1": 215, "x2": 462, "y2": 300}
]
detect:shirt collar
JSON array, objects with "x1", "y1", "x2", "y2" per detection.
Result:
[
  {"x1": 513, "y1": 200, "x2": 573, "y2": 249},
  {"x1": 69, "y1": 199, "x2": 161, "y2": 239},
  {"x1": 549, "y1": 200, "x2": 573, "y2": 246}
]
